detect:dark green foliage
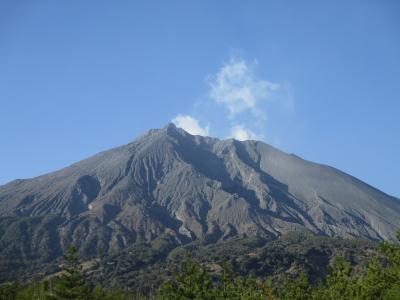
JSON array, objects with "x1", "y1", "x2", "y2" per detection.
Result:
[
  {"x1": 312, "y1": 258, "x2": 360, "y2": 300},
  {"x1": 90, "y1": 285, "x2": 130, "y2": 300},
  {"x1": 158, "y1": 260, "x2": 274, "y2": 299},
  {"x1": 47, "y1": 246, "x2": 89, "y2": 299},
  {"x1": 308, "y1": 231, "x2": 400, "y2": 300},
  {"x1": 158, "y1": 259, "x2": 214, "y2": 299},
  {"x1": 161, "y1": 231, "x2": 400, "y2": 299},
  {"x1": 279, "y1": 272, "x2": 311, "y2": 300},
  {"x1": 90, "y1": 233, "x2": 376, "y2": 292},
  {"x1": 0, "y1": 282, "x2": 20, "y2": 300},
  {"x1": 1, "y1": 232, "x2": 399, "y2": 299},
  {"x1": 0, "y1": 233, "x2": 376, "y2": 290},
  {"x1": 357, "y1": 231, "x2": 400, "y2": 300}
]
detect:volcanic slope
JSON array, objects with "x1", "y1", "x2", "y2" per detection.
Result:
[{"x1": 0, "y1": 123, "x2": 399, "y2": 263}]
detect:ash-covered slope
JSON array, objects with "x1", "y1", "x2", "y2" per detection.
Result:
[{"x1": 0, "y1": 123, "x2": 399, "y2": 263}]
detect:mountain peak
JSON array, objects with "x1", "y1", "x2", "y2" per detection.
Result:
[
  {"x1": 163, "y1": 122, "x2": 177, "y2": 130},
  {"x1": 1, "y1": 124, "x2": 400, "y2": 277},
  {"x1": 163, "y1": 122, "x2": 183, "y2": 136},
  {"x1": 136, "y1": 123, "x2": 186, "y2": 141},
  {"x1": 159, "y1": 122, "x2": 208, "y2": 140}
]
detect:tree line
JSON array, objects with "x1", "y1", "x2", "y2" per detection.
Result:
[{"x1": 0, "y1": 231, "x2": 399, "y2": 300}]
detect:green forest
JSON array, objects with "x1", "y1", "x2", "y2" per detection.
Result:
[{"x1": 1, "y1": 232, "x2": 399, "y2": 300}]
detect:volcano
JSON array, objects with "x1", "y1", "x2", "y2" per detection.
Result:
[{"x1": 0, "y1": 123, "x2": 399, "y2": 267}]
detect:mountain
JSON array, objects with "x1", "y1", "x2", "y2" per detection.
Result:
[{"x1": 0, "y1": 123, "x2": 399, "y2": 280}]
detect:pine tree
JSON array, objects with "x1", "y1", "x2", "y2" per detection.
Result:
[
  {"x1": 279, "y1": 272, "x2": 311, "y2": 300},
  {"x1": 359, "y1": 231, "x2": 400, "y2": 299},
  {"x1": 158, "y1": 259, "x2": 214, "y2": 299},
  {"x1": 47, "y1": 246, "x2": 89, "y2": 300}
]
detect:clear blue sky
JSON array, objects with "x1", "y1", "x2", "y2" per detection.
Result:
[{"x1": 0, "y1": 1, "x2": 399, "y2": 197}]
